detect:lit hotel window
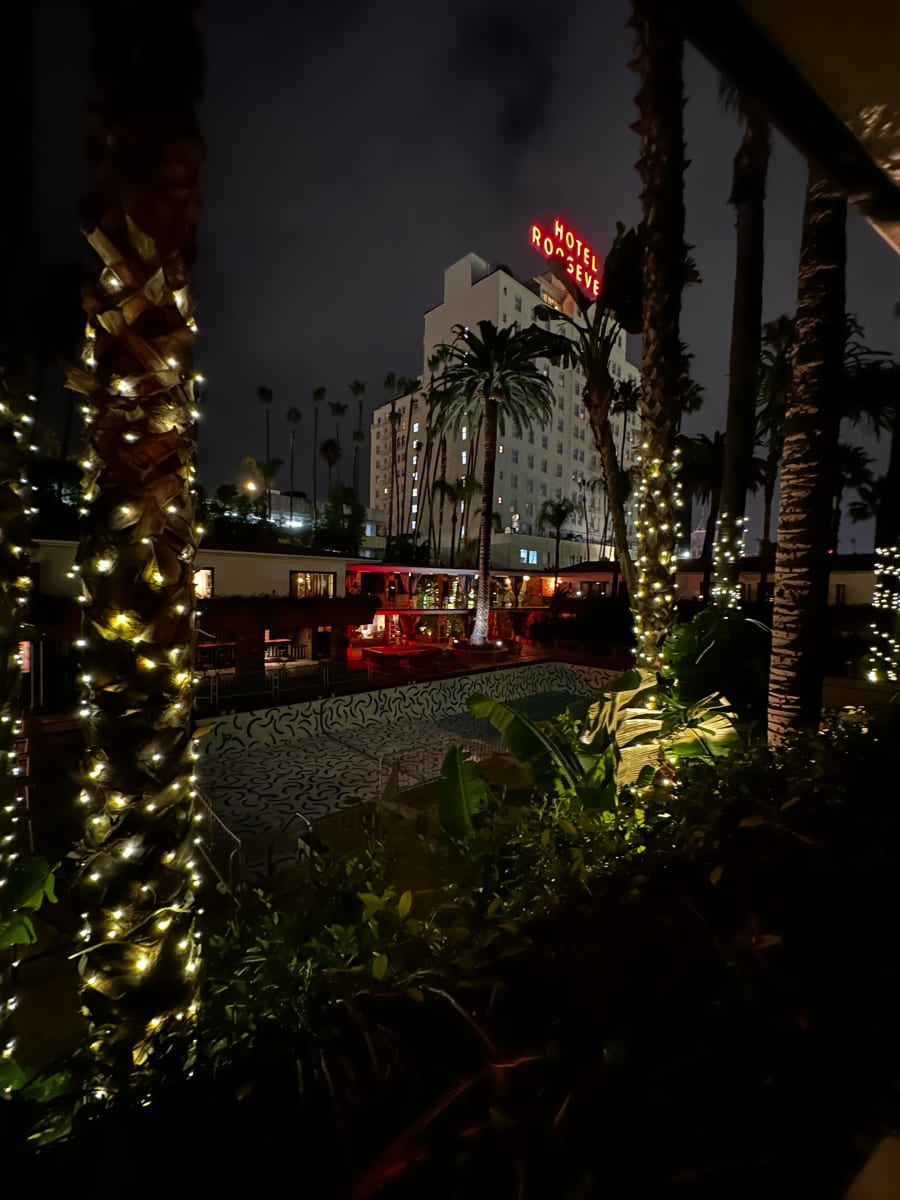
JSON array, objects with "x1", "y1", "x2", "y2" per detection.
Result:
[
  {"x1": 413, "y1": 422, "x2": 419, "y2": 433},
  {"x1": 411, "y1": 504, "x2": 418, "y2": 514},
  {"x1": 461, "y1": 426, "x2": 467, "y2": 440},
  {"x1": 289, "y1": 571, "x2": 336, "y2": 599},
  {"x1": 461, "y1": 450, "x2": 467, "y2": 466},
  {"x1": 193, "y1": 568, "x2": 214, "y2": 599},
  {"x1": 412, "y1": 487, "x2": 418, "y2": 498}
]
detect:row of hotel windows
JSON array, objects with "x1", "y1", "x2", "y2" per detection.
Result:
[{"x1": 192, "y1": 569, "x2": 337, "y2": 600}]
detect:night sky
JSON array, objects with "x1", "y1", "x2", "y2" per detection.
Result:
[{"x1": 35, "y1": 0, "x2": 898, "y2": 549}]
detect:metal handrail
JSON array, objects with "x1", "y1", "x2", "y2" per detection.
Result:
[{"x1": 195, "y1": 790, "x2": 243, "y2": 896}]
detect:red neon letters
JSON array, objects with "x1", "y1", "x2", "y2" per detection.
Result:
[{"x1": 529, "y1": 218, "x2": 601, "y2": 299}]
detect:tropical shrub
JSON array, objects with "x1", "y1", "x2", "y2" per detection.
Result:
[{"x1": 661, "y1": 605, "x2": 770, "y2": 721}]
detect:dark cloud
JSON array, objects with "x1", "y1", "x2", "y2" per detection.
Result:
[{"x1": 438, "y1": 1, "x2": 561, "y2": 160}]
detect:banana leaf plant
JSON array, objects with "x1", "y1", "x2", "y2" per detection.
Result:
[
  {"x1": 437, "y1": 746, "x2": 490, "y2": 840},
  {"x1": 580, "y1": 669, "x2": 739, "y2": 792},
  {"x1": 434, "y1": 675, "x2": 741, "y2": 836}
]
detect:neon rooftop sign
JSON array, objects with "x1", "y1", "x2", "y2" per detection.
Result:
[{"x1": 529, "y1": 218, "x2": 601, "y2": 299}]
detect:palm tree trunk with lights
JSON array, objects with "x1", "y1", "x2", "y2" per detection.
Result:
[
  {"x1": 631, "y1": 0, "x2": 687, "y2": 667},
  {"x1": 65, "y1": 0, "x2": 205, "y2": 1085},
  {"x1": 0, "y1": 0, "x2": 40, "y2": 1060},
  {"x1": 768, "y1": 166, "x2": 846, "y2": 743}
]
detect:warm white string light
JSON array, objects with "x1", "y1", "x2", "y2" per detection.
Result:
[
  {"x1": 66, "y1": 223, "x2": 205, "y2": 1089},
  {"x1": 0, "y1": 387, "x2": 37, "y2": 1077},
  {"x1": 710, "y1": 512, "x2": 748, "y2": 609},
  {"x1": 633, "y1": 442, "x2": 682, "y2": 667},
  {"x1": 866, "y1": 545, "x2": 900, "y2": 683}
]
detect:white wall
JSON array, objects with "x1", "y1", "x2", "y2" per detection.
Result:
[{"x1": 33, "y1": 541, "x2": 351, "y2": 600}]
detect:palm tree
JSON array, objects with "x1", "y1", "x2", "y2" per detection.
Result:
[
  {"x1": 534, "y1": 225, "x2": 643, "y2": 600},
  {"x1": 319, "y1": 437, "x2": 342, "y2": 493},
  {"x1": 330, "y1": 399, "x2": 348, "y2": 446},
  {"x1": 351, "y1": 428, "x2": 365, "y2": 495},
  {"x1": 717, "y1": 79, "x2": 771, "y2": 597},
  {"x1": 630, "y1": 0, "x2": 689, "y2": 667},
  {"x1": 429, "y1": 435, "x2": 449, "y2": 561},
  {"x1": 311, "y1": 385, "x2": 325, "y2": 525},
  {"x1": 831, "y1": 442, "x2": 873, "y2": 551},
  {"x1": 397, "y1": 378, "x2": 420, "y2": 539},
  {"x1": 432, "y1": 476, "x2": 481, "y2": 568},
  {"x1": 63, "y1": 0, "x2": 205, "y2": 1072},
  {"x1": 755, "y1": 315, "x2": 794, "y2": 562},
  {"x1": 677, "y1": 431, "x2": 725, "y2": 566},
  {"x1": 285, "y1": 406, "x2": 302, "y2": 527},
  {"x1": 768, "y1": 166, "x2": 847, "y2": 744},
  {"x1": 539, "y1": 497, "x2": 578, "y2": 578},
  {"x1": 243, "y1": 454, "x2": 283, "y2": 507},
  {"x1": 257, "y1": 385, "x2": 273, "y2": 520},
  {"x1": 349, "y1": 379, "x2": 366, "y2": 493},
  {"x1": 434, "y1": 320, "x2": 565, "y2": 644}
]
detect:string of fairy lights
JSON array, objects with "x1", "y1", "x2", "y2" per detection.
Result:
[
  {"x1": 710, "y1": 512, "x2": 748, "y2": 609},
  {"x1": 64, "y1": 222, "x2": 205, "y2": 1083},
  {"x1": 0, "y1": 386, "x2": 38, "y2": 1081},
  {"x1": 866, "y1": 545, "x2": 900, "y2": 684},
  {"x1": 632, "y1": 441, "x2": 682, "y2": 668}
]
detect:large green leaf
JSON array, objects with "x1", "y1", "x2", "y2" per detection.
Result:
[
  {"x1": 0, "y1": 857, "x2": 56, "y2": 917},
  {"x1": 468, "y1": 694, "x2": 583, "y2": 795},
  {"x1": 665, "y1": 694, "x2": 739, "y2": 760},
  {"x1": 0, "y1": 857, "x2": 56, "y2": 948},
  {"x1": 437, "y1": 745, "x2": 490, "y2": 840},
  {"x1": 0, "y1": 1058, "x2": 26, "y2": 1094}
]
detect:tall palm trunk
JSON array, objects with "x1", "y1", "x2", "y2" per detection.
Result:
[
  {"x1": 473, "y1": 398, "x2": 498, "y2": 644},
  {"x1": 768, "y1": 166, "x2": 846, "y2": 743},
  {"x1": 265, "y1": 406, "x2": 271, "y2": 520},
  {"x1": 312, "y1": 403, "x2": 320, "y2": 526},
  {"x1": 701, "y1": 485, "x2": 721, "y2": 596},
  {"x1": 761, "y1": 460, "x2": 777, "y2": 551},
  {"x1": 587, "y1": 378, "x2": 636, "y2": 595},
  {"x1": 289, "y1": 428, "x2": 295, "y2": 524},
  {"x1": 717, "y1": 111, "x2": 769, "y2": 599},
  {"x1": 435, "y1": 439, "x2": 448, "y2": 563},
  {"x1": 352, "y1": 395, "x2": 363, "y2": 493},
  {"x1": 448, "y1": 502, "x2": 458, "y2": 568},
  {"x1": 631, "y1": 1, "x2": 687, "y2": 667},
  {"x1": 66, "y1": 0, "x2": 204, "y2": 1076},
  {"x1": 399, "y1": 397, "x2": 414, "y2": 536},
  {"x1": 463, "y1": 422, "x2": 481, "y2": 546},
  {"x1": 415, "y1": 421, "x2": 434, "y2": 554}
]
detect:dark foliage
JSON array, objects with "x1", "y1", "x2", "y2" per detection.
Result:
[{"x1": 13, "y1": 709, "x2": 900, "y2": 1197}]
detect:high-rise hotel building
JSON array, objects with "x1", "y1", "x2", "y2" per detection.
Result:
[{"x1": 370, "y1": 253, "x2": 640, "y2": 568}]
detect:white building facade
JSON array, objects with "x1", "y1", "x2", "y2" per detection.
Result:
[{"x1": 370, "y1": 253, "x2": 640, "y2": 568}]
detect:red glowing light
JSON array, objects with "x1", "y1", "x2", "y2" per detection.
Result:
[{"x1": 528, "y1": 218, "x2": 601, "y2": 299}]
